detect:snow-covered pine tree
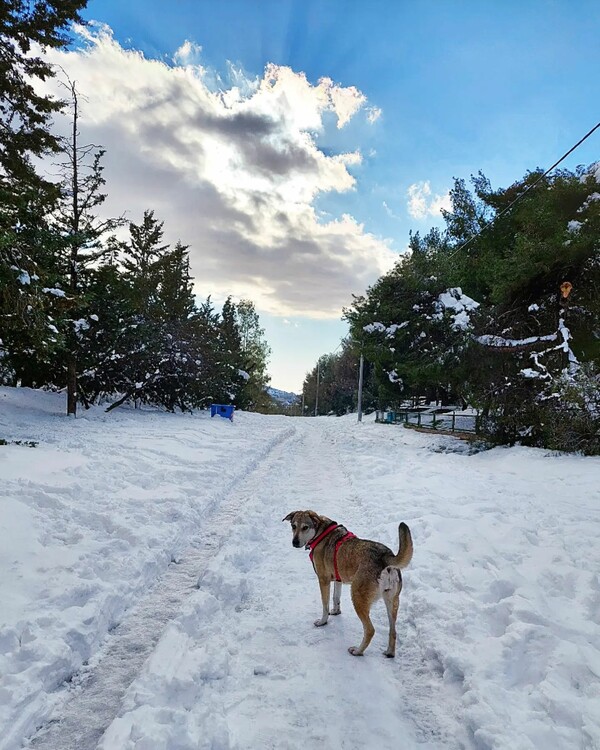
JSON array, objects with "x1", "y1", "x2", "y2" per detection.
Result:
[
  {"x1": 0, "y1": 1, "x2": 86, "y2": 386},
  {"x1": 51, "y1": 78, "x2": 123, "y2": 415}
]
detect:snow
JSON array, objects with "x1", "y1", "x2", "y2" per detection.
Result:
[
  {"x1": 363, "y1": 321, "x2": 387, "y2": 333},
  {"x1": 363, "y1": 321, "x2": 408, "y2": 337},
  {"x1": 476, "y1": 333, "x2": 557, "y2": 348},
  {"x1": 567, "y1": 220, "x2": 583, "y2": 234},
  {"x1": 43, "y1": 288, "x2": 67, "y2": 298},
  {"x1": 520, "y1": 367, "x2": 546, "y2": 379},
  {"x1": 1, "y1": 388, "x2": 600, "y2": 750},
  {"x1": 578, "y1": 192, "x2": 600, "y2": 212},
  {"x1": 73, "y1": 319, "x2": 90, "y2": 332},
  {"x1": 435, "y1": 288, "x2": 479, "y2": 330}
]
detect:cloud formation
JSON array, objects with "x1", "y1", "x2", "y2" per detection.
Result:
[
  {"x1": 41, "y1": 24, "x2": 393, "y2": 318},
  {"x1": 407, "y1": 181, "x2": 451, "y2": 220}
]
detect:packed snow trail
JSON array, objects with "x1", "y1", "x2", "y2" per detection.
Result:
[{"x1": 96, "y1": 420, "x2": 468, "y2": 750}]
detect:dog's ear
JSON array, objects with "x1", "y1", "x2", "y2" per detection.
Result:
[
  {"x1": 307, "y1": 510, "x2": 323, "y2": 526},
  {"x1": 282, "y1": 511, "x2": 298, "y2": 523}
]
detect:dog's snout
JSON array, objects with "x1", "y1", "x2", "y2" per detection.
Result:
[{"x1": 292, "y1": 538, "x2": 300, "y2": 547}]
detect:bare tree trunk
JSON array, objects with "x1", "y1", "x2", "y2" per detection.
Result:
[
  {"x1": 67, "y1": 355, "x2": 77, "y2": 416},
  {"x1": 105, "y1": 390, "x2": 132, "y2": 413},
  {"x1": 66, "y1": 81, "x2": 79, "y2": 417}
]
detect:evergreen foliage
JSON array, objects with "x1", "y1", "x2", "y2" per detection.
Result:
[
  {"x1": 302, "y1": 340, "x2": 373, "y2": 416},
  {"x1": 0, "y1": 8, "x2": 273, "y2": 414},
  {"x1": 301, "y1": 165, "x2": 599, "y2": 454},
  {"x1": 0, "y1": 0, "x2": 86, "y2": 388},
  {"x1": 340, "y1": 165, "x2": 600, "y2": 453},
  {"x1": 233, "y1": 299, "x2": 271, "y2": 410}
]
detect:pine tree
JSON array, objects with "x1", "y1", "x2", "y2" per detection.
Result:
[
  {"x1": 234, "y1": 299, "x2": 271, "y2": 410},
  {"x1": 216, "y1": 296, "x2": 247, "y2": 404},
  {"x1": 51, "y1": 78, "x2": 123, "y2": 414},
  {"x1": 76, "y1": 257, "x2": 134, "y2": 405},
  {"x1": 0, "y1": 0, "x2": 86, "y2": 385},
  {"x1": 106, "y1": 214, "x2": 218, "y2": 413},
  {"x1": 342, "y1": 163, "x2": 600, "y2": 451},
  {"x1": 104, "y1": 211, "x2": 170, "y2": 410},
  {"x1": 145, "y1": 242, "x2": 200, "y2": 412}
]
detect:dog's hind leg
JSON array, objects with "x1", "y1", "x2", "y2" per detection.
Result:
[
  {"x1": 381, "y1": 567, "x2": 402, "y2": 658},
  {"x1": 348, "y1": 576, "x2": 377, "y2": 656},
  {"x1": 331, "y1": 581, "x2": 342, "y2": 615},
  {"x1": 314, "y1": 578, "x2": 331, "y2": 627}
]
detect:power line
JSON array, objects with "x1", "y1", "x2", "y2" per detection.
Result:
[{"x1": 448, "y1": 120, "x2": 600, "y2": 258}]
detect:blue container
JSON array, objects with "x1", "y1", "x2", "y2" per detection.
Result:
[{"x1": 211, "y1": 403, "x2": 235, "y2": 421}]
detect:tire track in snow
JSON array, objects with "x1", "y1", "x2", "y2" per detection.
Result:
[{"x1": 26, "y1": 424, "x2": 296, "y2": 750}]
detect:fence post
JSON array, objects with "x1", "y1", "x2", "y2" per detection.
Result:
[
  {"x1": 452, "y1": 412, "x2": 456, "y2": 432},
  {"x1": 417, "y1": 411, "x2": 421, "y2": 427},
  {"x1": 432, "y1": 412, "x2": 437, "y2": 429}
]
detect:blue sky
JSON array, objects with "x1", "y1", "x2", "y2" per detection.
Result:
[{"x1": 63, "y1": 0, "x2": 600, "y2": 391}]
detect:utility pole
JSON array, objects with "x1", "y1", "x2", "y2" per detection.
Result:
[
  {"x1": 314, "y1": 360, "x2": 320, "y2": 416},
  {"x1": 301, "y1": 389, "x2": 305, "y2": 416},
  {"x1": 357, "y1": 352, "x2": 364, "y2": 423}
]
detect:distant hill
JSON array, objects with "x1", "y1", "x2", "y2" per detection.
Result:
[{"x1": 267, "y1": 387, "x2": 299, "y2": 406}]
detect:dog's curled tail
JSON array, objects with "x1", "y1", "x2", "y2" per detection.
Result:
[{"x1": 387, "y1": 522, "x2": 413, "y2": 569}]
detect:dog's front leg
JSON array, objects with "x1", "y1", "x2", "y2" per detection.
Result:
[
  {"x1": 314, "y1": 578, "x2": 331, "y2": 626},
  {"x1": 330, "y1": 581, "x2": 342, "y2": 615}
]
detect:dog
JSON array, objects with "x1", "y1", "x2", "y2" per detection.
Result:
[{"x1": 283, "y1": 510, "x2": 413, "y2": 657}]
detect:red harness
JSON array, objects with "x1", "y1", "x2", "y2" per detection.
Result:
[{"x1": 307, "y1": 523, "x2": 356, "y2": 582}]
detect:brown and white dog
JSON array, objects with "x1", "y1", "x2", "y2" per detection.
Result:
[{"x1": 283, "y1": 510, "x2": 413, "y2": 657}]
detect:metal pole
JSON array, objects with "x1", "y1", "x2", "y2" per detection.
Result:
[
  {"x1": 301, "y1": 390, "x2": 305, "y2": 416},
  {"x1": 357, "y1": 353, "x2": 364, "y2": 422},
  {"x1": 314, "y1": 360, "x2": 320, "y2": 416}
]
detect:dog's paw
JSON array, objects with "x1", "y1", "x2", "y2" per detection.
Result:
[
  {"x1": 383, "y1": 650, "x2": 395, "y2": 658},
  {"x1": 330, "y1": 608, "x2": 341, "y2": 616},
  {"x1": 313, "y1": 618, "x2": 328, "y2": 627},
  {"x1": 348, "y1": 646, "x2": 363, "y2": 656}
]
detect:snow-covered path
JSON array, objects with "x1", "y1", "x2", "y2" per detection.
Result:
[
  {"x1": 96, "y1": 419, "x2": 463, "y2": 750},
  {"x1": 2, "y1": 388, "x2": 600, "y2": 750}
]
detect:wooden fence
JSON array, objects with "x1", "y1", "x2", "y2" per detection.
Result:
[{"x1": 375, "y1": 409, "x2": 480, "y2": 435}]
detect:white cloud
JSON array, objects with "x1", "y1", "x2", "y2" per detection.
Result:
[
  {"x1": 382, "y1": 201, "x2": 401, "y2": 220},
  {"x1": 38, "y1": 24, "x2": 394, "y2": 318},
  {"x1": 407, "y1": 181, "x2": 451, "y2": 220},
  {"x1": 327, "y1": 80, "x2": 366, "y2": 128},
  {"x1": 172, "y1": 40, "x2": 203, "y2": 66},
  {"x1": 366, "y1": 106, "x2": 382, "y2": 124}
]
